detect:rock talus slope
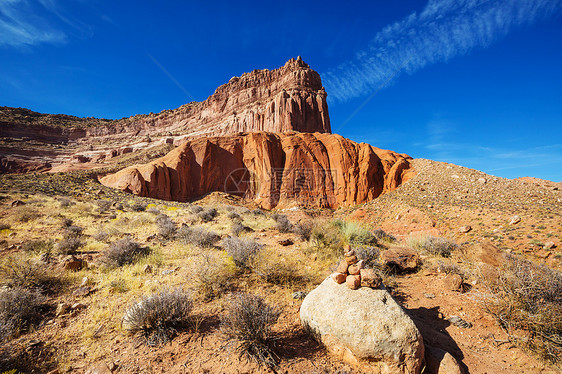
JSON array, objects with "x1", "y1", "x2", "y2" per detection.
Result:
[{"x1": 100, "y1": 132, "x2": 414, "y2": 209}]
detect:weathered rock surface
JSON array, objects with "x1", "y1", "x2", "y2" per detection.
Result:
[
  {"x1": 100, "y1": 132, "x2": 414, "y2": 209},
  {"x1": 380, "y1": 247, "x2": 421, "y2": 273},
  {"x1": 0, "y1": 57, "x2": 330, "y2": 173},
  {"x1": 300, "y1": 277, "x2": 424, "y2": 373}
]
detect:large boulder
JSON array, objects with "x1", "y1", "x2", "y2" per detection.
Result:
[{"x1": 300, "y1": 277, "x2": 424, "y2": 373}]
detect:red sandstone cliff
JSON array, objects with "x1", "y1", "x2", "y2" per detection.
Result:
[
  {"x1": 100, "y1": 132, "x2": 414, "y2": 209},
  {"x1": 0, "y1": 57, "x2": 330, "y2": 172}
]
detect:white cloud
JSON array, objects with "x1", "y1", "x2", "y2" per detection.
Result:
[
  {"x1": 0, "y1": 0, "x2": 85, "y2": 47},
  {"x1": 322, "y1": 0, "x2": 562, "y2": 102}
]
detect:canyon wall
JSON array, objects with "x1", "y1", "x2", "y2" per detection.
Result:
[{"x1": 100, "y1": 132, "x2": 414, "y2": 209}]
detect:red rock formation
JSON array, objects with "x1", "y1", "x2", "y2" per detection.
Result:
[
  {"x1": 100, "y1": 132, "x2": 413, "y2": 209},
  {"x1": 0, "y1": 57, "x2": 330, "y2": 173}
]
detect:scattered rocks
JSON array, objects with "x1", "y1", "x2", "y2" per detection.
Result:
[
  {"x1": 73, "y1": 286, "x2": 93, "y2": 297},
  {"x1": 85, "y1": 362, "x2": 112, "y2": 374},
  {"x1": 63, "y1": 256, "x2": 87, "y2": 271},
  {"x1": 360, "y1": 268, "x2": 382, "y2": 288},
  {"x1": 544, "y1": 241, "x2": 556, "y2": 250},
  {"x1": 509, "y1": 215, "x2": 521, "y2": 225},
  {"x1": 380, "y1": 247, "x2": 420, "y2": 273},
  {"x1": 278, "y1": 238, "x2": 294, "y2": 246},
  {"x1": 300, "y1": 277, "x2": 425, "y2": 373},
  {"x1": 56, "y1": 302, "x2": 70, "y2": 316},
  {"x1": 143, "y1": 264, "x2": 153, "y2": 273},
  {"x1": 448, "y1": 315, "x2": 472, "y2": 328},
  {"x1": 10, "y1": 200, "x2": 25, "y2": 207},
  {"x1": 458, "y1": 225, "x2": 472, "y2": 233},
  {"x1": 442, "y1": 273, "x2": 463, "y2": 292},
  {"x1": 332, "y1": 247, "x2": 381, "y2": 290}
]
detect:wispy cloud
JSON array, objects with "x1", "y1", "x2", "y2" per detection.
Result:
[
  {"x1": 0, "y1": 0, "x2": 66, "y2": 47},
  {"x1": 322, "y1": 0, "x2": 562, "y2": 102},
  {"x1": 0, "y1": 0, "x2": 91, "y2": 47}
]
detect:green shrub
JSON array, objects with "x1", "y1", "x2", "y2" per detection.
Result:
[
  {"x1": 271, "y1": 214, "x2": 292, "y2": 233},
  {"x1": 122, "y1": 289, "x2": 192, "y2": 345},
  {"x1": 22, "y1": 239, "x2": 54, "y2": 254},
  {"x1": 337, "y1": 220, "x2": 376, "y2": 246},
  {"x1": 220, "y1": 293, "x2": 279, "y2": 368}
]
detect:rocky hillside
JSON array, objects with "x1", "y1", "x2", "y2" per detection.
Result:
[
  {"x1": 0, "y1": 57, "x2": 330, "y2": 173},
  {"x1": 100, "y1": 132, "x2": 414, "y2": 209}
]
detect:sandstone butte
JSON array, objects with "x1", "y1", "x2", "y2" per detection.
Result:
[
  {"x1": 100, "y1": 131, "x2": 414, "y2": 209},
  {"x1": 0, "y1": 57, "x2": 330, "y2": 173}
]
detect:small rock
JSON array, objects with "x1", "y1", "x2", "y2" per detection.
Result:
[
  {"x1": 85, "y1": 363, "x2": 112, "y2": 374},
  {"x1": 380, "y1": 247, "x2": 420, "y2": 273},
  {"x1": 73, "y1": 286, "x2": 92, "y2": 297},
  {"x1": 80, "y1": 276, "x2": 89, "y2": 287},
  {"x1": 477, "y1": 177, "x2": 487, "y2": 184},
  {"x1": 331, "y1": 272, "x2": 347, "y2": 284},
  {"x1": 10, "y1": 200, "x2": 25, "y2": 207},
  {"x1": 335, "y1": 259, "x2": 348, "y2": 274},
  {"x1": 161, "y1": 269, "x2": 174, "y2": 275},
  {"x1": 292, "y1": 291, "x2": 308, "y2": 300},
  {"x1": 458, "y1": 225, "x2": 472, "y2": 233},
  {"x1": 345, "y1": 274, "x2": 361, "y2": 290},
  {"x1": 143, "y1": 264, "x2": 153, "y2": 273},
  {"x1": 424, "y1": 293, "x2": 435, "y2": 299},
  {"x1": 344, "y1": 254, "x2": 358, "y2": 265},
  {"x1": 278, "y1": 239, "x2": 294, "y2": 246},
  {"x1": 443, "y1": 273, "x2": 463, "y2": 292},
  {"x1": 359, "y1": 268, "x2": 382, "y2": 288},
  {"x1": 56, "y1": 302, "x2": 70, "y2": 316},
  {"x1": 63, "y1": 256, "x2": 87, "y2": 271},
  {"x1": 544, "y1": 241, "x2": 556, "y2": 250},
  {"x1": 509, "y1": 215, "x2": 521, "y2": 225},
  {"x1": 348, "y1": 260, "x2": 364, "y2": 275},
  {"x1": 448, "y1": 315, "x2": 472, "y2": 328},
  {"x1": 71, "y1": 303, "x2": 86, "y2": 310},
  {"x1": 343, "y1": 245, "x2": 355, "y2": 257}
]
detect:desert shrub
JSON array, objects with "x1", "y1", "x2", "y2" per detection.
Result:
[
  {"x1": 93, "y1": 230, "x2": 110, "y2": 242},
  {"x1": 94, "y1": 199, "x2": 112, "y2": 213},
  {"x1": 436, "y1": 260, "x2": 464, "y2": 276},
  {"x1": 56, "y1": 235, "x2": 82, "y2": 255},
  {"x1": 372, "y1": 229, "x2": 396, "y2": 243},
  {"x1": 231, "y1": 221, "x2": 252, "y2": 237},
  {"x1": 478, "y1": 254, "x2": 562, "y2": 364},
  {"x1": 408, "y1": 236, "x2": 458, "y2": 257},
  {"x1": 228, "y1": 211, "x2": 241, "y2": 221},
  {"x1": 130, "y1": 202, "x2": 147, "y2": 212},
  {"x1": 0, "y1": 223, "x2": 10, "y2": 231},
  {"x1": 220, "y1": 293, "x2": 279, "y2": 368},
  {"x1": 63, "y1": 225, "x2": 83, "y2": 237},
  {"x1": 251, "y1": 249, "x2": 309, "y2": 287},
  {"x1": 57, "y1": 197, "x2": 74, "y2": 208},
  {"x1": 197, "y1": 208, "x2": 218, "y2": 222},
  {"x1": 272, "y1": 213, "x2": 292, "y2": 233},
  {"x1": 223, "y1": 237, "x2": 263, "y2": 269},
  {"x1": 146, "y1": 206, "x2": 160, "y2": 215},
  {"x1": 22, "y1": 239, "x2": 54, "y2": 254},
  {"x1": 190, "y1": 205, "x2": 204, "y2": 214},
  {"x1": 122, "y1": 289, "x2": 193, "y2": 345},
  {"x1": 0, "y1": 256, "x2": 59, "y2": 292},
  {"x1": 11, "y1": 206, "x2": 40, "y2": 223},
  {"x1": 103, "y1": 238, "x2": 150, "y2": 268},
  {"x1": 60, "y1": 218, "x2": 73, "y2": 227},
  {"x1": 176, "y1": 226, "x2": 220, "y2": 248},
  {"x1": 251, "y1": 208, "x2": 265, "y2": 216},
  {"x1": 292, "y1": 220, "x2": 313, "y2": 241},
  {"x1": 155, "y1": 214, "x2": 176, "y2": 240},
  {"x1": 109, "y1": 279, "x2": 129, "y2": 294},
  {"x1": 337, "y1": 220, "x2": 376, "y2": 246},
  {"x1": 0, "y1": 288, "x2": 45, "y2": 341},
  {"x1": 308, "y1": 220, "x2": 345, "y2": 262},
  {"x1": 194, "y1": 253, "x2": 236, "y2": 300},
  {"x1": 355, "y1": 246, "x2": 381, "y2": 269}
]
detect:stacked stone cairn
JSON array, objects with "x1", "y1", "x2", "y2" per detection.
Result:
[{"x1": 331, "y1": 245, "x2": 382, "y2": 290}]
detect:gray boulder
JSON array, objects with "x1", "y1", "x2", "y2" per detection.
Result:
[{"x1": 300, "y1": 277, "x2": 424, "y2": 374}]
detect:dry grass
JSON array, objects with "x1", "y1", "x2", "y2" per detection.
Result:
[
  {"x1": 478, "y1": 254, "x2": 562, "y2": 365},
  {"x1": 0, "y1": 288, "x2": 46, "y2": 341},
  {"x1": 193, "y1": 252, "x2": 236, "y2": 300},
  {"x1": 223, "y1": 237, "x2": 263, "y2": 270},
  {"x1": 407, "y1": 235, "x2": 458, "y2": 257}
]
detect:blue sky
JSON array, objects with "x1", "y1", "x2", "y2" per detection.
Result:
[{"x1": 1, "y1": 0, "x2": 561, "y2": 181}]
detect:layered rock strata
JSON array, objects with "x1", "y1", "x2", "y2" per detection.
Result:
[
  {"x1": 0, "y1": 57, "x2": 330, "y2": 172},
  {"x1": 100, "y1": 131, "x2": 414, "y2": 209}
]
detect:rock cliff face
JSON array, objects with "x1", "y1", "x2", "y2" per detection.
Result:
[
  {"x1": 100, "y1": 132, "x2": 414, "y2": 209},
  {"x1": 0, "y1": 57, "x2": 330, "y2": 172}
]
